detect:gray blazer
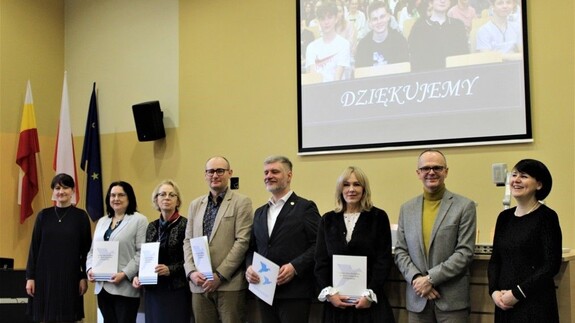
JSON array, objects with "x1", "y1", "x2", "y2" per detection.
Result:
[
  {"x1": 183, "y1": 189, "x2": 253, "y2": 293},
  {"x1": 394, "y1": 190, "x2": 476, "y2": 312},
  {"x1": 86, "y1": 212, "x2": 149, "y2": 298}
]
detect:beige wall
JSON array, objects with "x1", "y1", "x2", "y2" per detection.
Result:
[{"x1": 0, "y1": 0, "x2": 573, "y2": 320}]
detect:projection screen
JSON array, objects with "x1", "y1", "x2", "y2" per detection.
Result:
[{"x1": 297, "y1": 0, "x2": 531, "y2": 155}]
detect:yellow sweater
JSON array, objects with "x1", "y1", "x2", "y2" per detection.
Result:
[{"x1": 422, "y1": 185, "x2": 446, "y2": 255}]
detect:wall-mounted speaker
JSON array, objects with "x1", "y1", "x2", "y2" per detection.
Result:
[{"x1": 132, "y1": 101, "x2": 166, "y2": 141}]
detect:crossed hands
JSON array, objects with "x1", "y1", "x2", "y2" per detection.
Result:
[
  {"x1": 327, "y1": 294, "x2": 372, "y2": 310},
  {"x1": 190, "y1": 271, "x2": 222, "y2": 293},
  {"x1": 491, "y1": 290, "x2": 518, "y2": 310},
  {"x1": 412, "y1": 275, "x2": 441, "y2": 300}
]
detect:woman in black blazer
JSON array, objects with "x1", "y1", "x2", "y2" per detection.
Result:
[{"x1": 315, "y1": 166, "x2": 396, "y2": 323}]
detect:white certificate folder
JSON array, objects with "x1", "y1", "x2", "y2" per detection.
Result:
[
  {"x1": 248, "y1": 252, "x2": 280, "y2": 306},
  {"x1": 92, "y1": 241, "x2": 119, "y2": 281},
  {"x1": 190, "y1": 236, "x2": 213, "y2": 280},
  {"x1": 139, "y1": 242, "x2": 160, "y2": 285},
  {"x1": 332, "y1": 255, "x2": 367, "y2": 297}
]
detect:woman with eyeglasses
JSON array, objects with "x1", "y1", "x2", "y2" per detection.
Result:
[
  {"x1": 25, "y1": 173, "x2": 92, "y2": 323},
  {"x1": 86, "y1": 181, "x2": 148, "y2": 323},
  {"x1": 488, "y1": 159, "x2": 562, "y2": 323},
  {"x1": 132, "y1": 180, "x2": 191, "y2": 323}
]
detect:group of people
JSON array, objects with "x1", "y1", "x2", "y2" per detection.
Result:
[
  {"x1": 301, "y1": 0, "x2": 524, "y2": 82},
  {"x1": 25, "y1": 149, "x2": 562, "y2": 323}
]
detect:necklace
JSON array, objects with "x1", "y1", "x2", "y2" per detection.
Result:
[
  {"x1": 112, "y1": 215, "x2": 125, "y2": 229},
  {"x1": 514, "y1": 201, "x2": 540, "y2": 217},
  {"x1": 54, "y1": 206, "x2": 72, "y2": 223}
]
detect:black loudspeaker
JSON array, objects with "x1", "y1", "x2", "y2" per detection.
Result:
[{"x1": 132, "y1": 101, "x2": 166, "y2": 141}]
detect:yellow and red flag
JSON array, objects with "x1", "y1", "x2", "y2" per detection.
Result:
[{"x1": 16, "y1": 80, "x2": 40, "y2": 223}]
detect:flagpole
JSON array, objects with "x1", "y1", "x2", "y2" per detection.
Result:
[
  {"x1": 81, "y1": 162, "x2": 88, "y2": 210},
  {"x1": 36, "y1": 149, "x2": 49, "y2": 209}
]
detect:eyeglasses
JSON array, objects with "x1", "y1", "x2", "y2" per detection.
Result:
[
  {"x1": 418, "y1": 166, "x2": 446, "y2": 174},
  {"x1": 205, "y1": 168, "x2": 228, "y2": 176},
  {"x1": 110, "y1": 193, "x2": 127, "y2": 198},
  {"x1": 156, "y1": 192, "x2": 178, "y2": 199}
]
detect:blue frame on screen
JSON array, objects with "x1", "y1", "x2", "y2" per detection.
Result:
[{"x1": 297, "y1": 0, "x2": 532, "y2": 155}]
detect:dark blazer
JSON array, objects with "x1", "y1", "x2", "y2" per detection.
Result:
[
  {"x1": 315, "y1": 207, "x2": 395, "y2": 322},
  {"x1": 247, "y1": 192, "x2": 321, "y2": 299}
]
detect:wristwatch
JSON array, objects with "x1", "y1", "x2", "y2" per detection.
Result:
[
  {"x1": 215, "y1": 271, "x2": 226, "y2": 282},
  {"x1": 426, "y1": 275, "x2": 434, "y2": 286}
]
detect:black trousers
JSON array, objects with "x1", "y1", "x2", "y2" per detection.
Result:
[
  {"x1": 256, "y1": 298, "x2": 311, "y2": 323},
  {"x1": 97, "y1": 289, "x2": 140, "y2": 323}
]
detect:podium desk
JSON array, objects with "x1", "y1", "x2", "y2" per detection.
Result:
[
  {"x1": 385, "y1": 251, "x2": 575, "y2": 323},
  {"x1": 0, "y1": 269, "x2": 33, "y2": 323}
]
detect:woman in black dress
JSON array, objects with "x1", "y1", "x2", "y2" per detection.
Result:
[
  {"x1": 488, "y1": 159, "x2": 562, "y2": 322},
  {"x1": 25, "y1": 173, "x2": 92, "y2": 322},
  {"x1": 132, "y1": 180, "x2": 191, "y2": 322},
  {"x1": 315, "y1": 166, "x2": 396, "y2": 323}
]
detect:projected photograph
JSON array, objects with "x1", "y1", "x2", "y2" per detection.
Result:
[{"x1": 298, "y1": 0, "x2": 531, "y2": 154}]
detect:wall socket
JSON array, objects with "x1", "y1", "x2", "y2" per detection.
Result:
[{"x1": 492, "y1": 163, "x2": 507, "y2": 186}]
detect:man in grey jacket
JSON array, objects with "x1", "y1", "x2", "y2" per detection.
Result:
[{"x1": 394, "y1": 149, "x2": 476, "y2": 322}]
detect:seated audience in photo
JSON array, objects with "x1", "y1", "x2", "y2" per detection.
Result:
[
  {"x1": 302, "y1": 1, "x2": 316, "y2": 27},
  {"x1": 335, "y1": 0, "x2": 357, "y2": 80},
  {"x1": 388, "y1": 0, "x2": 401, "y2": 15},
  {"x1": 408, "y1": 0, "x2": 469, "y2": 71},
  {"x1": 306, "y1": 1, "x2": 352, "y2": 82},
  {"x1": 470, "y1": 0, "x2": 490, "y2": 15},
  {"x1": 300, "y1": 17, "x2": 317, "y2": 68},
  {"x1": 476, "y1": 0, "x2": 522, "y2": 53},
  {"x1": 355, "y1": 1, "x2": 409, "y2": 68},
  {"x1": 447, "y1": 0, "x2": 478, "y2": 31},
  {"x1": 346, "y1": 0, "x2": 369, "y2": 40},
  {"x1": 396, "y1": 0, "x2": 422, "y2": 33}
]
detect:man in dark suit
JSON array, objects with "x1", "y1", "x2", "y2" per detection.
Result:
[
  {"x1": 245, "y1": 155, "x2": 321, "y2": 323},
  {"x1": 394, "y1": 149, "x2": 477, "y2": 322}
]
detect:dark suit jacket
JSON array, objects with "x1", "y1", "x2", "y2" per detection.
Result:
[{"x1": 247, "y1": 192, "x2": 321, "y2": 299}]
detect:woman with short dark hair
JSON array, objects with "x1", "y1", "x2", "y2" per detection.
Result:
[
  {"x1": 26, "y1": 173, "x2": 92, "y2": 322},
  {"x1": 488, "y1": 159, "x2": 562, "y2": 322}
]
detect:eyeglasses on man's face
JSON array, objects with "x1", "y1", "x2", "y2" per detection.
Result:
[
  {"x1": 205, "y1": 168, "x2": 229, "y2": 176},
  {"x1": 156, "y1": 192, "x2": 178, "y2": 199},
  {"x1": 418, "y1": 166, "x2": 446, "y2": 174}
]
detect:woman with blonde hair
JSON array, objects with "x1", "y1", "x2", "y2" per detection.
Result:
[
  {"x1": 315, "y1": 166, "x2": 395, "y2": 322},
  {"x1": 132, "y1": 179, "x2": 190, "y2": 322}
]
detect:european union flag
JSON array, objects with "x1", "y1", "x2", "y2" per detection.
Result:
[{"x1": 80, "y1": 83, "x2": 104, "y2": 221}]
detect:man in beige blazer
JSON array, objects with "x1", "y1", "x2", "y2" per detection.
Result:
[
  {"x1": 394, "y1": 149, "x2": 476, "y2": 323},
  {"x1": 183, "y1": 156, "x2": 253, "y2": 323}
]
